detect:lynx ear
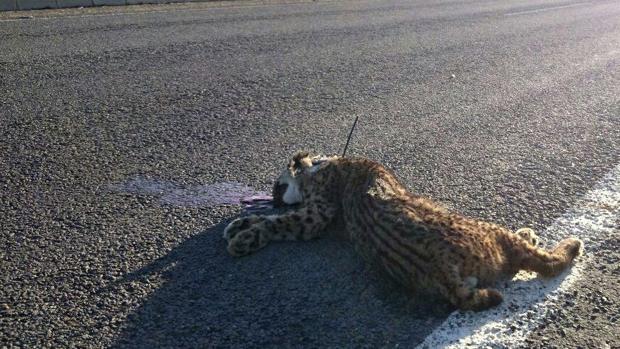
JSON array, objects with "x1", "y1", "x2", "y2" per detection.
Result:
[{"x1": 289, "y1": 151, "x2": 313, "y2": 171}]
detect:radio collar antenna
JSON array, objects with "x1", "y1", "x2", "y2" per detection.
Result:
[{"x1": 341, "y1": 115, "x2": 360, "y2": 158}]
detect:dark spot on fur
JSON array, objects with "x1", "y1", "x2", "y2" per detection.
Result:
[
  {"x1": 239, "y1": 219, "x2": 251, "y2": 230},
  {"x1": 319, "y1": 212, "x2": 329, "y2": 222},
  {"x1": 249, "y1": 232, "x2": 260, "y2": 248}
]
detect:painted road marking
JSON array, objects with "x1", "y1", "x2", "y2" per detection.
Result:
[
  {"x1": 504, "y1": 2, "x2": 588, "y2": 16},
  {"x1": 417, "y1": 163, "x2": 620, "y2": 348}
]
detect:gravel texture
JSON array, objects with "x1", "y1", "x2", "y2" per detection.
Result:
[{"x1": 1, "y1": 0, "x2": 619, "y2": 347}]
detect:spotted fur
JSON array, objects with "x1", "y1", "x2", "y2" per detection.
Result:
[{"x1": 224, "y1": 152, "x2": 583, "y2": 311}]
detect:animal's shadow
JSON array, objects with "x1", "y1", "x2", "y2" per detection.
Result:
[{"x1": 111, "y1": 210, "x2": 453, "y2": 348}]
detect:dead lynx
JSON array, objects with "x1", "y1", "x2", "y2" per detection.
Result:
[{"x1": 224, "y1": 152, "x2": 582, "y2": 311}]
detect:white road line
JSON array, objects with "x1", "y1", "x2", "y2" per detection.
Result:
[
  {"x1": 504, "y1": 2, "x2": 588, "y2": 16},
  {"x1": 417, "y1": 163, "x2": 620, "y2": 349}
]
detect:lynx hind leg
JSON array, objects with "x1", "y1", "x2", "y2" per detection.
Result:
[
  {"x1": 515, "y1": 227, "x2": 539, "y2": 247},
  {"x1": 518, "y1": 238, "x2": 583, "y2": 278},
  {"x1": 437, "y1": 265, "x2": 503, "y2": 311}
]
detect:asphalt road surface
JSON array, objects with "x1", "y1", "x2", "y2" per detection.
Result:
[{"x1": 1, "y1": 0, "x2": 619, "y2": 347}]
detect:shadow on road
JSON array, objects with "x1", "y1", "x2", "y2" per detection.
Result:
[{"x1": 111, "y1": 212, "x2": 453, "y2": 348}]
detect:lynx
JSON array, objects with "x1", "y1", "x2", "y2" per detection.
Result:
[{"x1": 224, "y1": 152, "x2": 582, "y2": 311}]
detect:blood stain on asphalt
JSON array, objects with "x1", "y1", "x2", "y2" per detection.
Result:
[{"x1": 109, "y1": 177, "x2": 272, "y2": 208}]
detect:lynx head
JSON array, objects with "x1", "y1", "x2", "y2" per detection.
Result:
[{"x1": 272, "y1": 151, "x2": 338, "y2": 207}]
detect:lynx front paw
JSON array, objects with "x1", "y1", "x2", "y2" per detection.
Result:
[
  {"x1": 227, "y1": 228, "x2": 269, "y2": 257},
  {"x1": 223, "y1": 215, "x2": 264, "y2": 241}
]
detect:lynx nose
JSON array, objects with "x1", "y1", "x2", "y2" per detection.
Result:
[{"x1": 272, "y1": 183, "x2": 288, "y2": 207}]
